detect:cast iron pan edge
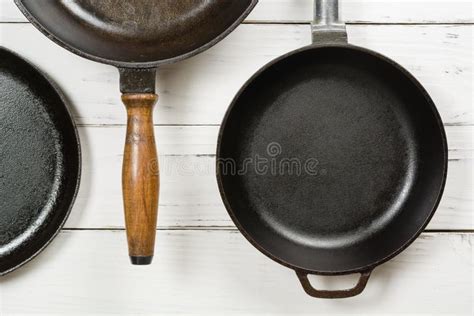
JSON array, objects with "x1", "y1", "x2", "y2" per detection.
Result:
[
  {"x1": 14, "y1": 0, "x2": 258, "y2": 68},
  {"x1": 0, "y1": 47, "x2": 81, "y2": 276},
  {"x1": 216, "y1": 43, "x2": 448, "y2": 276}
]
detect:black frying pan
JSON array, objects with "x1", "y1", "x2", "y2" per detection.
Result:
[
  {"x1": 217, "y1": 0, "x2": 447, "y2": 298},
  {"x1": 15, "y1": 0, "x2": 258, "y2": 265},
  {"x1": 0, "y1": 47, "x2": 80, "y2": 276}
]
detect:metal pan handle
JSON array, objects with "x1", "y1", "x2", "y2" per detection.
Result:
[
  {"x1": 295, "y1": 270, "x2": 372, "y2": 298},
  {"x1": 312, "y1": 0, "x2": 347, "y2": 44}
]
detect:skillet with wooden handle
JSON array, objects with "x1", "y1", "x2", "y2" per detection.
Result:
[{"x1": 16, "y1": 0, "x2": 258, "y2": 265}]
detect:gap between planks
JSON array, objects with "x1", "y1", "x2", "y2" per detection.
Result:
[
  {"x1": 76, "y1": 124, "x2": 222, "y2": 128},
  {"x1": 60, "y1": 227, "x2": 474, "y2": 233},
  {"x1": 76, "y1": 123, "x2": 474, "y2": 128},
  {"x1": 245, "y1": 21, "x2": 474, "y2": 25}
]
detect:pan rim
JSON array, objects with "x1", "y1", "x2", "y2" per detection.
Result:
[
  {"x1": 0, "y1": 46, "x2": 81, "y2": 276},
  {"x1": 14, "y1": 0, "x2": 258, "y2": 69},
  {"x1": 216, "y1": 43, "x2": 448, "y2": 275}
]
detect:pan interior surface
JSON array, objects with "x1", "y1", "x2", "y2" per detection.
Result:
[
  {"x1": 0, "y1": 49, "x2": 80, "y2": 275},
  {"x1": 218, "y1": 46, "x2": 446, "y2": 273},
  {"x1": 17, "y1": 0, "x2": 256, "y2": 65}
]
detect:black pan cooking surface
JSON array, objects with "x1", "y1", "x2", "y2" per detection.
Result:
[
  {"x1": 217, "y1": 46, "x2": 447, "y2": 274},
  {"x1": 0, "y1": 48, "x2": 80, "y2": 275}
]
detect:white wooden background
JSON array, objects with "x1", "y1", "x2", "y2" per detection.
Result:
[{"x1": 0, "y1": 0, "x2": 473, "y2": 315}]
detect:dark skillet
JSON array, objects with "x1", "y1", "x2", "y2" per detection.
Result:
[
  {"x1": 0, "y1": 47, "x2": 81, "y2": 276},
  {"x1": 217, "y1": 0, "x2": 447, "y2": 298},
  {"x1": 15, "y1": 0, "x2": 258, "y2": 265}
]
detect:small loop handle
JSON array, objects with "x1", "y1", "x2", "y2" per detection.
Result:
[{"x1": 295, "y1": 270, "x2": 372, "y2": 299}]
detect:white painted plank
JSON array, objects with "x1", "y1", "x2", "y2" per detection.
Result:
[
  {"x1": 1, "y1": 0, "x2": 473, "y2": 23},
  {"x1": 249, "y1": 0, "x2": 474, "y2": 23},
  {"x1": 0, "y1": 231, "x2": 471, "y2": 314},
  {"x1": 1, "y1": 24, "x2": 472, "y2": 126},
  {"x1": 449, "y1": 125, "x2": 474, "y2": 160},
  {"x1": 65, "y1": 125, "x2": 473, "y2": 230},
  {"x1": 0, "y1": 0, "x2": 19, "y2": 22}
]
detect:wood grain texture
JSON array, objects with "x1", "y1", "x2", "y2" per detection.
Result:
[
  {"x1": 0, "y1": 231, "x2": 471, "y2": 314},
  {"x1": 66, "y1": 125, "x2": 473, "y2": 230},
  {"x1": 2, "y1": 0, "x2": 473, "y2": 23},
  {"x1": 0, "y1": 24, "x2": 472, "y2": 125},
  {"x1": 122, "y1": 94, "x2": 159, "y2": 260}
]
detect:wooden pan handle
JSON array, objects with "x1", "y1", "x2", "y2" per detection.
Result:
[{"x1": 122, "y1": 93, "x2": 159, "y2": 265}]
